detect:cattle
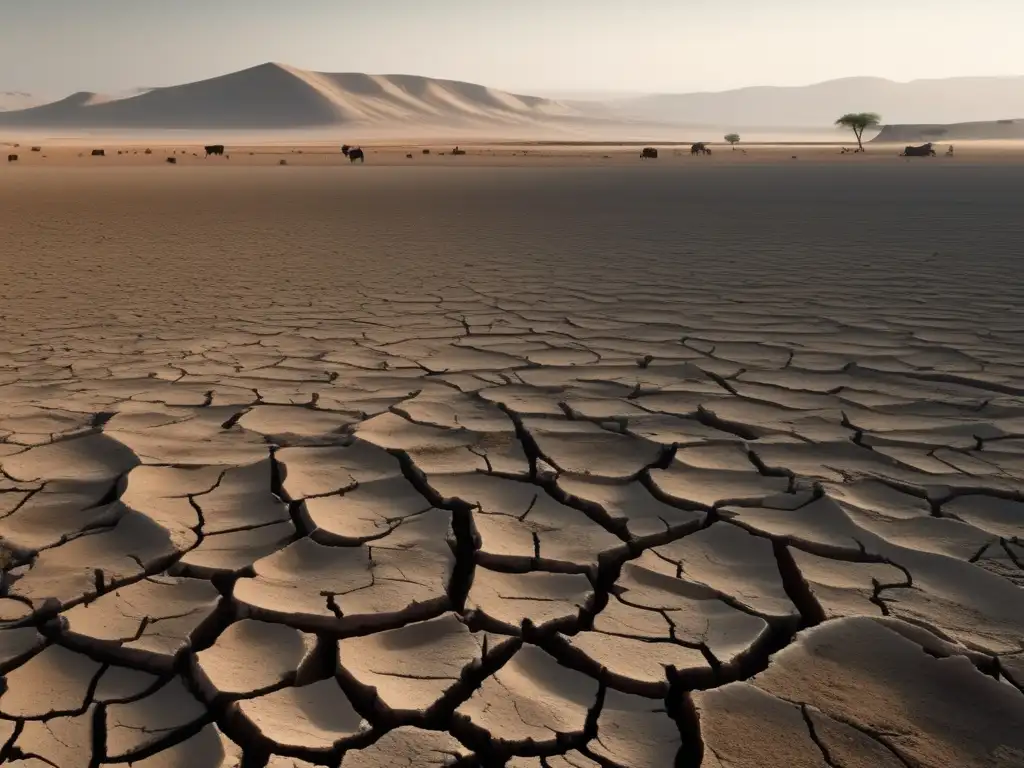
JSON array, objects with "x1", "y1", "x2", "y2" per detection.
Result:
[
  {"x1": 422, "y1": 149, "x2": 431, "y2": 155},
  {"x1": 341, "y1": 144, "x2": 351, "y2": 157},
  {"x1": 640, "y1": 147, "x2": 658, "y2": 159},
  {"x1": 451, "y1": 146, "x2": 466, "y2": 156},
  {"x1": 144, "y1": 149, "x2": 153, "y2": 155},
  {"x1": 30, "y1": 146, "x2": 41, "y2": 152},
  {"x1": 7, "y1": 154, "x2": 17, "y2": 162},
  {"x1": 690, "y1": 143, "x2": 711, "y2": 156},
  {"x1": 406, "y1": 153, "x2": 413, "y2": 158},
  {"x1": 91, "y1": 149, "x2": 105, "y2": 157},
  {"x1": 166, "y1": 157, "x2": 177, "y2": 164},
  {"x1": 901, "y1": 143, "x2": 936, "y2": 157},
  {"x1": 348, "y1": 147, "x2": 365, "y2": 163}
]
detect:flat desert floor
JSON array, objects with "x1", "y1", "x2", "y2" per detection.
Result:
[{"x1": 2, "y1": 151, "x2": 1024, "y2": 767}]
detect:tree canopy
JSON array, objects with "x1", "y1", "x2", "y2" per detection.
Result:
[
  {"x1": 835, "y1": 112, "x2": 881, "y2": 149},
  {"x1": 724, "y1": 133, "x2": 741, "y2": 145}
]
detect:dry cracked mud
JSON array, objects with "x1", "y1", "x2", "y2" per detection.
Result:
[{"x1": 2, "y1": 165, "x2": 1024, "y2": 766}]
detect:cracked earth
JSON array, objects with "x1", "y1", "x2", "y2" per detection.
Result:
[{"x1": 2, "y1": 164, "x2": 1024, "y2": 766}]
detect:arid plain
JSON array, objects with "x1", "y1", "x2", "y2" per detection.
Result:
[{"x1": 2, "y1": 149, "x2": 1024, "y2": 768}]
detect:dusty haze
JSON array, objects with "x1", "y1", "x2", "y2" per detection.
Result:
[{"x1": 4, "y1": 0, "x2": 1024, "y2": 96}]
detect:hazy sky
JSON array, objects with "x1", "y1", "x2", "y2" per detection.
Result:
[{"x1": 4, "y1": 0, "x2": 1024, "y2": 97}]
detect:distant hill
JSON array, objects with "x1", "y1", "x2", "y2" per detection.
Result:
[
  {"x1": 874, "y1": 119, "x2": 1024, "y2": 143},
  {"x1": 600, "y1": 76, "x2": 1024, "y2": 128},
  {"x1": 0, "y1": 63, "x2": 581, "y2": 130}
]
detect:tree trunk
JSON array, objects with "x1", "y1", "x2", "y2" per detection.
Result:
[{"x1": 855, "y1": 127, "x2": 864, "y2": 150}]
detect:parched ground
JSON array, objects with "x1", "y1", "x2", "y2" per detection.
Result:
[{"x1": 2, "y1": 161, "x2": 1024, "y2": 767}]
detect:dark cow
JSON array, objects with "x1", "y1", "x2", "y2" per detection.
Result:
[
  {"x1": 205, "y1": 145, "x2": 225, "y2": 157},
  {"x1": 422, "y1": 149, "x2": 431, "y2": 155},
  {"x1": 7, "y1": 154, "x2": 17, "y2": 162},
  {"x1": 30, "y1": 146, "x2": 41, "y2": 152},
  {"x1": 91, "y1": 149, "x2": 105, "y2": 157},
  {"x1": 166, "y1": 157, "x2": 177, "y2": 164},
  {"x1": 451, "y1": 146, "x2": 466, "y2": 156},
  {"x1": 690, "y1": 143, "x2": 711, "y2": 156},
  {"x1": 901, "y1": 143, "x2": 936, "y2": 157},
  {"x1": 640, "y1": 147, "x2": 658, "y2": 159},
  {"x1": 348, "y1": 147, "x2": 365, "y2": 163},
  {"x1": 341, "y1": 144, "x2": 351, "y2": 157}
]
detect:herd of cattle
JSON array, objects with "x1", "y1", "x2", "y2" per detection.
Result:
[
  {"x1": 640, "y1": 143, "x2": 715, "y2": 159},
  {"x1": 6, "y1": 142, "x2": 954, "y2": 164}
]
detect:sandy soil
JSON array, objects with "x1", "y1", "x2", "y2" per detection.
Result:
[
  {"x1": 4, "y1": 138, "x2": 1024, "y2": 167},
  {"x1": 1, "y1": 150, "x2": 1024, "y2": 767}
]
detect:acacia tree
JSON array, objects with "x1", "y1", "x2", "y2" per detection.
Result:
[
  {"x1": 835, "y1": 112, "x2": 881, "y2": 150},
  {"x1": 724, "y1": 133, "x2": 741, "y2": 148}
]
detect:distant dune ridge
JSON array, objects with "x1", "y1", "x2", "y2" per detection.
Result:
[
  {"x1": 874, "y1": 119, "x2": 1024, "y2": 143},
  {"x1": 606, "y1": 76, "x2": 1024, "y2": 128},
  {"x1": 1, "y1": 65, "x2": 1023, "y2": 137},
  {"x1": 0, "y1": 63, "x2": 581, "y2": 130}
]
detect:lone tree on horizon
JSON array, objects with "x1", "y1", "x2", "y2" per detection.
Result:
[
  {"x1": 725, "y1": 133, "x2": 741, "y2": 148},
  {"x1": 835, "y1": 112, "x2": 881, "y2": 151}
]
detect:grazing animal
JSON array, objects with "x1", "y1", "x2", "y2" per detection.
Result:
[
  {"x1": 30, "y1": 146, "x2": 41, "y2": 152},
  {"x1": 341, "y1": 144, "x2": 351, "y2": 157},
  {"x1": 406, "y1": 153, "x2": 413, "y2": 158},
  {"x1": 144, "y1": 148, "x2": 153, "y2": 155},
  {"x1": 279, "y1": 159, "x2": 288, "y2": 165},
  {"x1": 640, "y1": 147, "x2": 658, "y2": 159},
  {"x1": 946, "y1": 145, "x2": 955, "y2": 156},
  {"x1": 451, "y1": 146, "x2": 466, "y2": 156},
  {"x1": 205, "y1": 145, "x2": 225, "y2": 157},
  {"x1": 91, "y1": 149, "x2": 105, "y2": 157},
  {"x1": 166, "y1": 157, "x2": 177, "y2": 164},
  {"x1": 348, "y1": 147, "x2": 365, "y2": 163},
  {"x1": 690, "y1": 142, "x2": 711, "y2": 156},
  {"x1": 901, "y1": 143, "x2": 936, "y2": 157},
  {"x1": 7, "y1": 154, "x2": 17, "y2": 162},
  {"x1": 422, "y1": 149, "x2": 431, "y2": 155}
]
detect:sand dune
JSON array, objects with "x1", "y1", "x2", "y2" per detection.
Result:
[
  {"x1": 6, "y1": 69, "x2": 1024, "y2": 141},
  {"x1": 0, "y1": 62, "x2": 582, "y2": 130}
]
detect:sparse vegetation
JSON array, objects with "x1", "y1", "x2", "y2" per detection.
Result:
[
  {"x1": 725, "y1": 133, "x2": 741, "y2": 147},
  {"x1": 835, "y1": 112, "x2": 881, "y2": 151}
]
